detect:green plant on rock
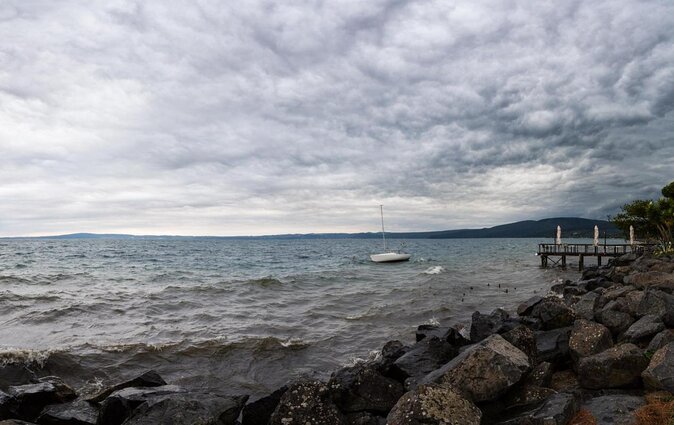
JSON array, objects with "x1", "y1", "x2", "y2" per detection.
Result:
[{"x1": 612, "y1": 180, "x2": 674, "y2": 253}]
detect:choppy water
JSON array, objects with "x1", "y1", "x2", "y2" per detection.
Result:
[{"x1": 0, "y1": 238, "x2": 588, "y2": 398}]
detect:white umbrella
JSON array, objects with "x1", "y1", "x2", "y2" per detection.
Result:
[
  {"x1": 556, "y1": 225, "x2": 561, "y2": 245},
  {"x1": 593, "y1": 225, "x2": 599, "y2": 246},
  {"x1": 630, "y1": 225, "x2": 635, "y2": 245}
]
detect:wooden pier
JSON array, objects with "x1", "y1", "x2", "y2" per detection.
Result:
[{"x1": 537, "y1": 243, "x2": 649, "y2": 270}]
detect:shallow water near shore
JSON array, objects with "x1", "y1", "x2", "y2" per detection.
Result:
[{"x1": 0, "y1": 238, "x2": 612, "y2": 398}]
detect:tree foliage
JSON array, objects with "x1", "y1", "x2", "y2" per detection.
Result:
[{"x1": 612, "y1": 181, "x2": 674, "y2": 245}]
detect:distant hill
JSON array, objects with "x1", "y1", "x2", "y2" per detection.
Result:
[{"x1": 16, "y1": 217, "x2": 621, "y2": 240}]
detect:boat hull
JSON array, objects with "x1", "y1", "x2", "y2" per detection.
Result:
[{"x1": 370, "y1": 252, "x2": 411, "y2": 263}]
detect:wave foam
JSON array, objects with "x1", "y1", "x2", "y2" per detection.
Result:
[{"x1": 423, "y1": 266, "x2": 445, "y2": 275}]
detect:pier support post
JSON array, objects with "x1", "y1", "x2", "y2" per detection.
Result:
[
  {"x1": 562, "y1": 255, "x2": 566, "y2": 267},
  {"x1": 597, "y1": 256, "x2": 602, "y2": 266},
  {"x1": 541, "y1": 255, "x2": 548, "y2": 268},
  {"x1": 579, "y1": 255, "x2": 584, "y2": 271}
]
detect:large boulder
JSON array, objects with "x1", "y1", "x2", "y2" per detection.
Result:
[
  {"x1": 421, "y1": 334, "x2": 530, "y2": 403},
  {"x1": 269, "y1": 380, "x2": 345, "y2": 425},
  {"x1": 498, "y1": 393, "x2": 578, "y2": 425},
  {"x1": 386, "y1": 384, "x2": 481, "y2": 425},
  {"x1": 636, "y1": 290, "x2": 674, "y2": 326},
  {"x1": 568, "y1": 319, "x2": 613, "y2": 362},
  {"x1": 642, "y1": 342, "x2": 674, "y2": 392},
  {"x1": 241, "y1": 386, "x2": 287, "y2": 425},
  {"x1": 535, "y1": 327, "x2": 572, "y2": 366},
  {"x1": 517, "y1": 296, "x2": 544, "y2": 317},
  {"x1": 594, "y1": 300, "x2": 635, "y2": 337},
  {"x1": 647, "y1": 329, "x2": 674, "y2": 353},
  {"x1": 120, "y1": 393, "x2": 248, "y2": 425},
  {"x1": 391, "y1": 337, "x2": 457, "y2": 385},
  {"x1": 582, "y1": 394, "x2": 645, "y2": 425},
  {"x1": 502, "y1": 325, "x2": 537, "y2": 365},
  {"x1": 626, "y1": 271, "x2": 674, "y2": 293},
  {"x1": 529, "y1": 298, "x2": 575, "y2": 330},
  {"x1": 577, "y1": 343, "x2": 648, "y2": 389},
  {"x1": 7, "y1": 377, "x2": 77, "y2": 421},
  {"x1": 87, "y1": 371, "x2": 166, "y2": 403},
  {"x1": 525, "y1": 362, "x2": 553, "y2": 388},
  {"x1": 621, "y1": 314, "x2": 665, "y2": 344},
  {"x1": 0, "y1": 391, "x2": 13, "y2": 420},
  {"x1": 37, "y1": 399, "x2": 98, "y2": 424},
  {"x1": 470, "y1": 309, "x2": 510, "y2": 342},
  {"x1": 328, "y1": 364, "x2": 403, "y2": 414},
  {"x1": 571, "y1": 292, "x2": 600, "y2": 321},
  {"x1": 97, "y1": 385, "x2": 186, "y2": 425}
]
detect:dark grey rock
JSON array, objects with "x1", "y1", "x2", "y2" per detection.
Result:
[
  {"x1": 571, "y1": 292, "x2": 600, "y2": 321},
  {"x1": 583, "y1": 394, "x2": 645, "y2": 425},
  {"x1": 391, "y1": 337, "x2": 457, "y2": 383},
  {"x1": 642, "y1": 342, "x2": 674, "y2": 392},
  {"x1": 442, "y1": 327, "x2": 471, "y2": 347},
  {"x1": 647, "y1": 329, "x2": 674, "y2": 353},
  {"x1": 497, "y1": 393, "x2": 578, "y2": 425},
  {"x1": 578, "y1": 343, "x2": 648, "y2": 389},
  {"x1": 0, "y1": 390, "x2": 14, "y2": 420},
  {"x1": 344, "y1": 412, "x2": 385, "y2": 425},
  {"x1": 96, "y1": 385, "x2": 185, "y2": 425},
  {"x1": 535, "y1": 327, "x2": 572, "y2": 366},
  {"x1": 386, "y1": 384, "x2": 481, "y2": 425},
  {"x1": 622, "y1": 314, "x2": 665, "y2": 344},
  {"x1": 87, "y1": 371, "x2": 166, "y2": 403},
  {"x1": 502, "y1": 325, "x2": 538, "y2": 365},
  {"x1": 269, "y1": 379, "x2": 345, "y2": 425},
  {"x1": 421, "y1": 334, "x2": 530, "y2": 403},
  {"x1": 530, "y1": 298, "x2": 575, "y2": 330},
  {"x1": 37, "y1": 399, "x2": 98, "y2": 425},
  {"x1": 637, "y1": 290, "x2": 674, "y2": 326},
  {"x1": 241, "y1": 386, "x2": 287, "y2": 425},
  {"x1": 121, "y1": 394, "x2": 248, "y2": 425},
  {"x1": 517, "y1": 296, "x2": 543, "y2": 317},
  {"x1": 525, "y1": 362, "x2": 553, "y2": 388},
  {"x1": 8, "y1": 377, "x2": 76, "y2": 421},
  {"x1": 415, "y1": 325, "x2": 445, "y2": 342},
  {"x1": 470, "y1": 308, "x2": 510, "y2": 342},
  {"x1": 0, "y1": 421, "x2": 38, "y2": 425},
  {"x1": 568, "y1": 319, "x2": 613, "y2": 362},
  {"x1": 328, "y1": 364, "x2": 403, "y2": 414},
  {"x1": 595, "y1": 301, "x2": 635, "y2": 337}
]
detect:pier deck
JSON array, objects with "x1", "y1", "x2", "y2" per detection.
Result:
[{"x1": 537, "y1": 243, "x2": 648, "y2": 270}]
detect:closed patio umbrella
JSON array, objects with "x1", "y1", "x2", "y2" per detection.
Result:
[
  {"x1": 556, "y1": 225, "x2": 561, "y2": 245},
  {"x1": 593, "y1": 225, "x2": 599, "y2": 246}
]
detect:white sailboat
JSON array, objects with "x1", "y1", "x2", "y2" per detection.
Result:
[{"x1": 370, "y1": 205, "x2": 411, "y2": 263}]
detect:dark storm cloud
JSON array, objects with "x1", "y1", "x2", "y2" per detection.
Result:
[{"x1": 1, "y1": 0, "x2": 673, "y2": 236}]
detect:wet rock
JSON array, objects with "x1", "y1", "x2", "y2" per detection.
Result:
[
  {"x1": 568, "y1": 319, "x2": 613, "y2": 362},
  {"x1": 8, "y1": 377, "x2": 76, "y2": 421},
  {"x1": 598, "y1": 286, "x2": 635, "y2": 305},
  {"x1": 535, "y1": 327, "x2": 572, "y2": 366},
  {"x1": 636, "y1": 290, "x2": 674, "y2": 326},
  {"x1": 622, "y1": 314, "x2": 665, "y2": 344},
  {"x1": 122, "y1": 394, "x2": 248, "y2": 425},
  {"x1": 97, "y1": 385, "x2": 186, "y2": 425},
  {"x1": 381, "y1": 340, "x2": 407, "y2": 361},
  {"x1": 549, "y1": 370, "x2": 579, "y2": 392},
  {"x1": 583, "y1": 394, "x2": 644, "y2": 425},
  {"x1": 344, "y1": 412, "x2": 385, "y2": 425},
  {"x1": 442, "y1": 327, "x2": 471, "y2": 347},
  {"x1": 498, "y1": 392, "x2": 577, "y2": 425},
  {"x1": 422, "y1": 334, "x2": 530, "y2": 402},
  {"x1": 386, "y1": 384, "x2": 481, "y2": 425},
  {"x1": 415, "y1": 324, "x2": 444, "y2": 342},
  {"x1": 0, "y1": 365, "x2": 37, "y2": 391},
  {"x1": 269, "y1": 379, "x2": 345, "y2": 425},
  {"x1": 241, "y1": 386, "x2": 287, "y2": 425},
  {"x1": 1, "y1": 390, "x2": 13, "y2": 419},
  {"x1": 626, "y1": 271, "x2": 674, "y2": 293},
  {"x1": 529, "y1": 298, "x2": 575, "y2": 330},
  {"x1": 470, "y1": 308, "x2": 510, "y2": 342},
  {"x1": 613, "y1": 252, "x2": 638, "y2": 266},
  {"x1": 328, "y1": 363, "x2": 403, "y2": 414},
  {"x1": 580, "y1": 277, "x2": 612, "y2": 291},
  {"x1": 37, "y1": 399, "x2": 98, "y2": 425},
  {"x1": 571, "y1": 292, "x2": 600, "y2": 321},
  {"x1": 502, "y1": 325, "x2": 538, "y2": 364},
  {"x1": 391, "y1": 337, "x2": 457, "y2": 384},
  {"x1": 87, "y1": 371, "x2": 166, "y2": 403},
  {"x1": 501, "y1": 385, "x2": 557, "y2": 413},
  {"x1": 647, "y1": 329, "x2": 674, "y2": 353},
  {"x1": 595, "y1": 301, "x2": 634, "y2": 337},
  {"x1": 577, "y1": 343, "x2": 648, "y2": 389},
  {"x1": 517, "y1": 296, "x2": 543, "y2": 317},
  {"x1": 525, "y1": 362, "x2": 553, "y2": 388},
  {"x1": 0, "y1": 421, "x2": 38, "y2": 425},
  {"x1": 642, "y1": 342, "x2": 674, "y2": 392}
]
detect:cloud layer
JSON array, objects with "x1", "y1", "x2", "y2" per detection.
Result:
[{"x1": 1, "y1": 0, "x2": 673, "y2": 236}]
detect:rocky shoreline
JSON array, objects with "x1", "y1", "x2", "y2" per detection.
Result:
[{"x1": 2, "y1": 252, "x2": 674, "y2": 424}]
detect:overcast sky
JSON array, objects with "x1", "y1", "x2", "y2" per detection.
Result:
[{"x1": 1, "y1": 0, "x2": 673, "y2": 236}]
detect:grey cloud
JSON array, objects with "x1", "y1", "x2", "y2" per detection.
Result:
[{"x1": 0, "y1": 0, "x2": 673, "y2": 236}]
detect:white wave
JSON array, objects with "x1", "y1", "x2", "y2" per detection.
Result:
[{"x1": 423, "y1": 266, "x2": 445, "y2": 275}]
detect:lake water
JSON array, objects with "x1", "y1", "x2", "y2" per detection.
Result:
[{"x1": 0, "y1": 237, "x2": 592, "y2": 398}]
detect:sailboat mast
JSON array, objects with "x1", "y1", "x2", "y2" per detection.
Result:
[{"x1": 380, "y1": 205, "x2": 387, "y2": 251}]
